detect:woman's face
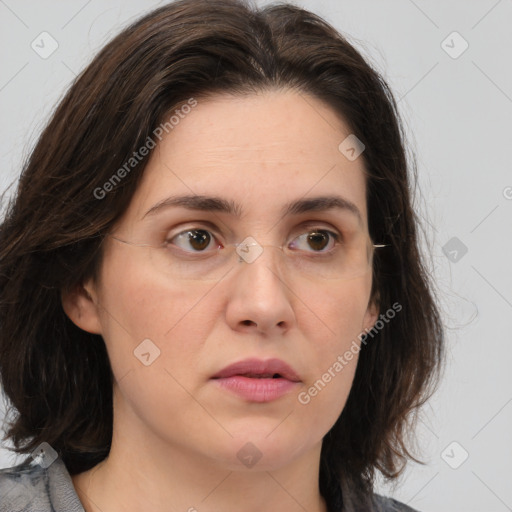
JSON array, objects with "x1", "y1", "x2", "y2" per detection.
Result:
[{"x1": 79, "y1": 90, "x2": 378, "y2": 470}]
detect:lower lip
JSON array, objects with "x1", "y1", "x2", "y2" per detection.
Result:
[{"x1": 212, "y1": 376, "x2": 299, "y2": 402}]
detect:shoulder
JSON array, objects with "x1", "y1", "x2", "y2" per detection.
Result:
[
  {"x1": 0, "y1": 457, "x2": 49, "y2": 511},
  {"x1": 0, "y1": 456, "x2": 84, "y2": 512},
  {"x1": 372, "y1": 494, "x2": 419, "y2": 512}
]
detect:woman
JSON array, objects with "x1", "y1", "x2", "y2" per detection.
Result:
[{"x1": 0, "y1": 0, "x2": 444, "y2": 511}]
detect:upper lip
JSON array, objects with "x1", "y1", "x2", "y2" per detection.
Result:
[{"x1": 212, "y1": 358, "x2": 301, "y2": 382}]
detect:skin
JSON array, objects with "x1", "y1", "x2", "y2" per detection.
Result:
[{"x1": 64, "y1": 89, "x2": 378, "y2": 512}]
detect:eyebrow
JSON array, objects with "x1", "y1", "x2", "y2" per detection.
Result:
[{"x1": 143, "y1": 194, "x2": 363, "y2": 223}]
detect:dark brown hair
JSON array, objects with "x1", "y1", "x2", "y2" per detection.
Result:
[{"x1": 0, "y1": 0, "x2": 444, "y2": 509}]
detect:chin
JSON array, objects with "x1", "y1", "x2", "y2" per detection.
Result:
[{"x1": 212, "y1": 428, "x2": 316, "y2": 472}]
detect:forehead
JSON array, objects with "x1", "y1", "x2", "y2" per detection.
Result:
[{"x1": 126, "y1": 89, "x2": 369, "y2": 226}]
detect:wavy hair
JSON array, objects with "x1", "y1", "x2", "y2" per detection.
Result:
[{"x1": 0, "y1": 0, "x2": 444, "y2": 509}]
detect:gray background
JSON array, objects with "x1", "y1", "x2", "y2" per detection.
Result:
[{"x1": 0, "y1": 1, "x2": 511, "y2": 511}]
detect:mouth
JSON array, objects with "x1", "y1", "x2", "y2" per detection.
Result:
[
  {"x1": 235, "y1": 373, "x2": 282, "y2": 379},
  {"x1": 211, "y1": 358, "x2": 301, "y2": 382},
  {"x1": 211, "y1": 358, "x2": 301, "y2": 403}
]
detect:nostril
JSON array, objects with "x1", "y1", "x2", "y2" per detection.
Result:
[{"x1": 241, "y1": 319, "x2": 254, "y2": 326}]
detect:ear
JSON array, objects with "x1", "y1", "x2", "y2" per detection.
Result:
[
  {"x1": 61, "y1": 279, "x2": 103, "y2": 335},
  {"x1": 362, "y1": 296, "x2": 379, "y2": 333}
]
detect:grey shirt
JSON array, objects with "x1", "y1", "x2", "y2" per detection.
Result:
[{"x1": 0, "y1": 457, "x2": 418, "y2": 512}]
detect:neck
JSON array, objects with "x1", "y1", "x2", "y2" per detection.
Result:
[{"x1": 72, "y1": 386, "x2": 329, "y2": 512}]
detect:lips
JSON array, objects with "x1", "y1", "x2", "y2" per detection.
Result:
[
  {"x1": 212, "y1": 358, "x2": 301, "y2": 382},
  {"x1": 211, "y1": 358, "x2": 302, "y2": 402}
]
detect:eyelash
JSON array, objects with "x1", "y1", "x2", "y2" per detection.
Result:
[{"x1": 165, "y1": 225, "x2": 343, "y2": 254}]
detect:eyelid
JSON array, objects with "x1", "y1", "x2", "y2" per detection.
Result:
[
  {"x1": 163, "y1": 216, "x2": 347, "y2": 238},
  {"x1": 165, "y1": 222, "x2": 224, "y2": 244},
  {"x1": 167, "y1": 221, "x2": 342, "y2": 235},
  {"x1": 290, "y1": 221, "x2": 343, "y2": 237}
]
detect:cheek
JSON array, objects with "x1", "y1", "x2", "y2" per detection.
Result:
[
  {"x1": 298, "y1": 278, "x2": 372, "y2": 348},
  {"x1": 297, "y1": 338, "x2": 360, "y2": 437},
  {"x1": 96, "y1": 264, "x2": 217, "y2": 433},
  {"x1": 294, "y1": 349, "x2": 359, "y2": 449},
  {"x1": 293, "y1": 280, "x2": 369, "y2": 425},
  {"x1": 96, "y1": 255, "x2": 218, "y2": 381}
]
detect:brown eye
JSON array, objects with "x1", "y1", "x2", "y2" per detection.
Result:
[
  {"x1": 171, "y1": 229, "x2": 214, "y2": 252},
  {"x1": 307, "y1": 231, "x2": 329, "y2": 251},
  {"x1": 290, "y1": 229, "x2": 339, "y2": 252}
]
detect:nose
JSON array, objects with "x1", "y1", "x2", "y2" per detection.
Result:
[{"x1": 224, "y1": 246, "x2": 296, "y2": 336}]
